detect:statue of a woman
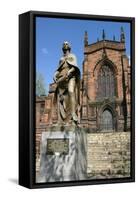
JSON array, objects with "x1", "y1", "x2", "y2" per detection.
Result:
[{"x1": 53, "y1": 41, "x2": 80, "y2": 124}]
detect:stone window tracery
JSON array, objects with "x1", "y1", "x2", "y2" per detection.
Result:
[{"x1": 97, "y1": 65, "x2": 115, "y2": 98}]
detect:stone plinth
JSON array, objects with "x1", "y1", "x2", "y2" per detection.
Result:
[{"x1": 36, "y1": 126, "x2": 87, "y2": 183}]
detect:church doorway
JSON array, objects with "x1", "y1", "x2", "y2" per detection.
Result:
[{"x1": 101, "y1": 109, "x2": 114, "y2": 131}]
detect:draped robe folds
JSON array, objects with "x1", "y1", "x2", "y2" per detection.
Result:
[{"x1": 54, "y1": 53, "x2": 80, "y2": 123}]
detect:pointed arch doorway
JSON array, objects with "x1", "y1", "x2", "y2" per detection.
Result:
[{"x1": 101, "y1": 109, "x2": 114, "y2": 131}]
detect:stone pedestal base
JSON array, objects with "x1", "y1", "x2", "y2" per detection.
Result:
[{"x1": 36, "y1": 126, "x2": 87, "y2": 183}]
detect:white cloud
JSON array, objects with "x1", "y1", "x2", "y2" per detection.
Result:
[{"x1": 41, "y1": 48, "x2": 48, "y2": 55}]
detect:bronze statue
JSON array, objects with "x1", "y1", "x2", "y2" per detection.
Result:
[{"x1": 53, "y1": 41, "x2": 80, "y2": 124}]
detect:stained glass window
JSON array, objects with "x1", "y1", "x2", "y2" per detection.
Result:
[{"x1": 97, "y1": 65, "x2": 115, "y2": 98}]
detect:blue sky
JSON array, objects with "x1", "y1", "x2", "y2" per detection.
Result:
[{"x1": 36, "y1": 17, "x2": 130, "y2": 90}]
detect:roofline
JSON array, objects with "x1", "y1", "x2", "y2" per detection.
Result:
[{"x1": 86, "y1": 39, "x2": 124, "y2": 47}]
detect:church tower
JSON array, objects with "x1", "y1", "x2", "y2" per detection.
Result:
[{"x1": 81, "y1": 28, "x2": 131, "y2": 132}]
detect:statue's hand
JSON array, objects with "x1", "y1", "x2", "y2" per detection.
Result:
[
  {"x1": 67, "y1": 67, "x2": 75, "y2": 78},
  {"x1": 53, "y1": 71, "x2": 59, "y2": 83},
  {"x1": 67, "y1": 71, "x2": 72, "y2": 78}
]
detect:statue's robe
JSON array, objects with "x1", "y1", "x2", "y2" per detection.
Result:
[{"x1": 54, "y1": 53, "x2": 80, "y2": 123}]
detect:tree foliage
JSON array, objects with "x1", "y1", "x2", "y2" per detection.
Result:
[{"x1": 36, "y1": 72, "x2": 47, "y2": 96}]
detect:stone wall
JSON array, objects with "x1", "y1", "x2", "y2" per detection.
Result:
[{"x1": 87, "y1": 132, "x2": 130, "y2": 179}]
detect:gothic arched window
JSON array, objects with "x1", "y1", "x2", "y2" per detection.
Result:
[
  {"x1": 97, "y1": 65, "x2": 115, "y2": 98},
  {"x1": 101, "y1": 109, "x2": 113, "y2": 131}
]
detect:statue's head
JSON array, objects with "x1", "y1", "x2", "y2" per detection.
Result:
[{"x1": 62, "y1": 41, "x2": 71, "y2": 53}]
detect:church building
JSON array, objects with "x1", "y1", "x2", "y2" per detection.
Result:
[
  {"x1": 35, "y1": 28, "x2": 131, "y2": 178},
  {"x1": 36, "y1": 27, "x2": 131, "y2": 133}
]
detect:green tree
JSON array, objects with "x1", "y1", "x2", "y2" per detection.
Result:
[{"x1": 36, "y1": 72, "x2": 47, "y2": 96}]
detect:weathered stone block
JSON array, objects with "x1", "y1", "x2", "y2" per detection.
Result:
[{"x1": 87, "y1": 132, "x2": 131, "y2": 178}]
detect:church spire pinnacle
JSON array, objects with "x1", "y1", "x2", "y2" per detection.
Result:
[
  {"x1": 113, "y1": 35, "x2": 116, "y2": 41},
  {"x1": 120, "y1": 26, "x2": 125, "y2": 43},
  {"x1": 84, "y1": 31, "x2": 88, "y2": 46},
  {"x1": 102, "y1": 29, "x2": 106, "y2": 40}
]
